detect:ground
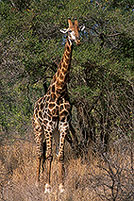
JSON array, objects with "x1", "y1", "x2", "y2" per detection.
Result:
[{"x1": 0, "y1": 137, "x2": 133, "y2": 201}]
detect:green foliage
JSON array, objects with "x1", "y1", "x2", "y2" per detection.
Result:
[{"x1": 0, "y1": 0, "x2": 133, "y2": 141}]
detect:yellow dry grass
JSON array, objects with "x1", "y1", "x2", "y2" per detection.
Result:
[{"x1": 0, "y1": 138, "x2": 133, "y2": 201}]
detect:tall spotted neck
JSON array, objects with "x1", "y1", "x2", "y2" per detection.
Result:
[{"x1": 48, "y1": 38, "x2": 73, "y2": 97}]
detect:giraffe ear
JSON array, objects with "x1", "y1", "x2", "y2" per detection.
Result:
[
  {"x1": 74, "y1": 19, "x2": 79, "y2": 28},
  {"x1": 80, "y1": 25, "x2": 85, "y2": 32},
  {"x1": 60, "y1": 28, "x2": 69, "y2": 34}
]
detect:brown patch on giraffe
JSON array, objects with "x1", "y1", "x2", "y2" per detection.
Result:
[
  {"x1": 61, "y1": 58, "x2": 64, "y2": 63},
  {"x1": 56, "y1": 79, "x2": 63, "y2": 88},
  {"x1": 51, "y1": 85, "x2": 55, "y2": 93},
  {"x1": 43, "y1": 119, "x2": 48, "y2": 125},
  {"x1": 66, "y1": 51, "x2": 70, "y2": 57},
  {"x1": 60, "y1": 104, "x2": 64, "y2": 111},
  {"x1": 52, "y1": 107, "x2": 58, "y2": 116},
  {"x1": 46, "y1": 96, "x2": 50, "y2": 102},
  {"x1": 58, "y1": 98, "x2": 63, "y2": 105},
  {"x1": 62, "y1": 134, "x2": 65, "y2": 137},
  {"x1": 56, "y1": 88, "x2": 62, "y2": 96},
  {"x1": 61, "y1": 67, "x2": 65, "y2": 72},
  {"x1": 64, "y1": 55, "x2": 69, "y2": 63},
  {"x1": 65, "y1": 53, "x2": 69, "y2": 60},
  {"x1": 60, "y1": 116, "x2": 66, "y2": 122},
  {"x1": 39, "y1": 111, "x2": 42, "y2": 119},
  {"x1": 39, "y1": 118, "x2": 43, "y2": 123},
  {"x1": 63, "y1": 62, "x2": 67, "y2": 69},
  {"x1": 47, "y1": 109, "x2": 52, "y2": 116},
  {"x1": 47, "y1": 115, "x2": 51, "y2": 120},
  {"x1": 52, "y1": 116, "x2": 57, "y2": 121},
  {"x1": 40, "y1": 103, "x2": 44, "y2": 110},
  {"x1": 45, "y1": 102, "x2": 48, "y2": 108},
  {"x1": 60, "y1": 110, "x2": 69, "y2": 116},
  {"x1": 58, "y1": 63, "x2": 62, "y2": 69},
  {"x1": 59, "y1": 72, "x2": 64, "y2": 80},
  {"x1": 35, "y1": 127, "x2": 40, "y2": 132},
  {"x1": 43, "y1": 112, "x2": 47, "y2": 118},
  {"x1": 67, "y1": 45, "x2": 70, "y2": 52},
  {"x1": 50, "y1": 94, "x2": 56, "y2": 102},
  {"x1": 46, "y1": 133, "x2": 50, "y2": 138},
  {"x1": 35, "y1": 109, "x2": 38, "y2": 115},
  {"x1": 49, "y1": 103, "x2": 56, "y2": 109},
  {"x1": 49, "y1": 121, "x2": 53, "y2": 126}
]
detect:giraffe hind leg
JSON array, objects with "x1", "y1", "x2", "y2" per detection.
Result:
[
  {"x1": 35, "y1": 141, "x2": 46, "y2": 181},
  {"x1": 35, "y1": 142, "x2": 44, "y2": 186},
  {"x1": 57, "y1": 121, "x2": 69, "y2": 193},
  {"x1": 43, "y1": 130, "x2": 53, "y2": 193},
  {"x1": 35, "y1": 156, "x2": 41, "y2": 187},
  {"x1": 33, "y1": 119, "x2": 44, "y2": 186}
]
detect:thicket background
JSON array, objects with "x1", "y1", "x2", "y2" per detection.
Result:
[{"x1": 0, "y1": 0, "x2": 134, "y2": 200}]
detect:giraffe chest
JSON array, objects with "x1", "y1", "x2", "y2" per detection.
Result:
[
  {"x1": 34, "y1": 96, "x2": 59, "y2": 122},
  {"x1": 34, "y1": 92, "x2": 71, "y2": 126}
]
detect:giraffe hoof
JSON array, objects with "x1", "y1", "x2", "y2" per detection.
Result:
[
  {"x1": 59, "y1": 183, "x2": 65, "y2": 194},
  {"x1": 44, "y1": 183, "x2": 52, "y2": 194},
  {"x1": 35, "y1": 181, "x2": 39, "y2": 187}
]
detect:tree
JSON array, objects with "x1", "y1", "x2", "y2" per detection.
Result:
[{"x1": 0, "y1": 0, "x2": 133, "y2": 149}]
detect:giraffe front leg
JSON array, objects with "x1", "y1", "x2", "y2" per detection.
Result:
[
  {"x1": 43, "y1": 130, "x2": 53, "y2": 193},
  {"x1": 57, "y1": 121, "x2": 69, "y2": 193},
  {"x1": 33, "y1": 120, "x2": 44, "y2": 187}
]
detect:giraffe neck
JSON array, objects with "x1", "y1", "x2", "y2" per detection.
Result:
[
  {"x1": 59, "y1": 38, "x2": 73, "y2": 71},
  {"x1": 47, "y1": 38, "x2": 73, "y2": 98}
]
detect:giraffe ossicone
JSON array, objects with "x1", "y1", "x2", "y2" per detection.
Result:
[{"x1": 32, "y1": 18, "x2": 82, "y2": 193}]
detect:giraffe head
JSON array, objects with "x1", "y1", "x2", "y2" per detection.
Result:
[{"x1": 60, "y1": 18, "x2": 85, "y2": 45}]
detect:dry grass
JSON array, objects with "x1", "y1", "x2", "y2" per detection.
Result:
[{"x1": 0, "y1": 137, "x2": 133, "y2": 201}]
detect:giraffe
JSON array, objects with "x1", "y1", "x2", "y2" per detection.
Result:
[{"x1": 32, "y1": 18, "x2": 83, "y2": 193}]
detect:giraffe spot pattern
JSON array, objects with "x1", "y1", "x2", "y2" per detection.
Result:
[
  {"x1": 56, "y1": 79, "x2": 63, "y2": 88},
  {"x1": 60, "y1": 110, "x2": 69, "y2": 117},
  {"x1": 50, "y1": 94, "x2": 56, "y2": 102},
  {"x1": 60, "y1": 105, "x2": 64, "y2": 111},
  {"x1": 49, "y1": 103, "x2": 56, "y2": 109},
  {"x1": 59, "y1": 73, "x2": 64, "y2": 80},
  {"x1": 52, "y1": 116, "x2": 57, "y2": 121},
  {"x1": 40, "y1": 103, "x2": 44, "y2": 110},
  {"x1": 60, "y1": 116, "x2": 66, "y2": 122},
  {"x1": 39, "y1": 111, "x2": 42, "y2": 118},
  {"x1": 52, "y1": 85, "x2": 55, "y2": 92},
  {"x1": 43, "y1": 119, "x2": 48, "y2": 125}
]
